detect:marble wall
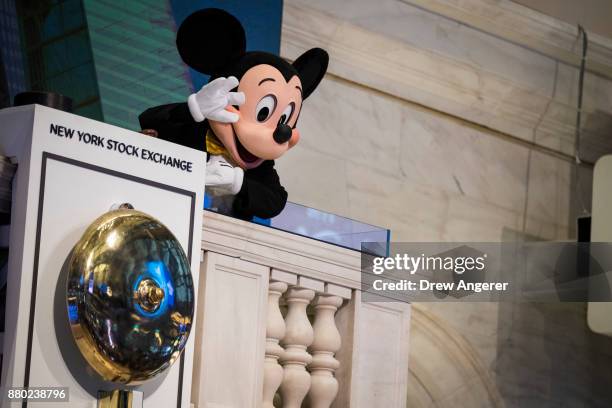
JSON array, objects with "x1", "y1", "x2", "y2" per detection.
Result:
[
  {"x1": 278, "y1": 0, "x2": 612, "y2": 406},
  {"x1": 281, "y1": 0, "x2": 612, "y2": 164},
  {"x1": 514, "y1": 0, "x2": 612, "y2": 39},
  {"x1": 276, "y1": 74, "x2": 578, "y2": 242}
]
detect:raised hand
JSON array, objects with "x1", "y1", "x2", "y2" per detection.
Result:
[{"x1": 187, "y1": 76, "x2": 245, "y2": 123}]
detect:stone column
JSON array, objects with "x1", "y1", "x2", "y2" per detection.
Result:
[
  {"x1": 307, "y1": 295, "x2": 343, "y2": 408},
  {"x1": 262, "y1": 281, "x2": 288, "y2": 408},
  {"x1": 279, "y1": 287, "x2": 315, "y2": 408}
]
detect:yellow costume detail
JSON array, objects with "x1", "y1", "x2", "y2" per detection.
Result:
[
  {"x1": 205, "y1": 130, "x2": 235, "y2": 165},
  {"x1": 205, "y1": 130, "x2": 227, "y2": 156}
]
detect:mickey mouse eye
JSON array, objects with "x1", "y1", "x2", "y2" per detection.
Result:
[
  {"x1": 279, "y1": 102, "x2": 295, "y2": 125},
  {"x1": 256, "y1": 95, "x2": 276, "y2": 122}
]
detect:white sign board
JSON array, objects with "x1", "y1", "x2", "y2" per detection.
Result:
[{"x1": 0, "y1": 104, "x2": 205, "y2": 407}]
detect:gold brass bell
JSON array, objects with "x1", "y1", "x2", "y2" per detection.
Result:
[{"x1": 66, "y1": 208, "x2": 194, "y2": 386}]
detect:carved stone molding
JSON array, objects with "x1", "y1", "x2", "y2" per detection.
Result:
[
  {"x1": 402, "y1": 0, "x2": 612, "y2": 79},
  {"x1": 201, "y1": 211, "x2": 362, "y2": 290}
]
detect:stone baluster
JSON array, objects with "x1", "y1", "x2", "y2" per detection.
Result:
[
  {"x1": 262, "y1": 281, "x2": 288, "y2": 408},
  {"x1": 306, "y1": 295, "x2": 343, "y2": 408},
  {"x1": 279, "y1": 287, "x2": 315, "y2": 408}
]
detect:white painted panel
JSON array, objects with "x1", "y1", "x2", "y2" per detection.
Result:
[{"x1": 193, "y1": 252, "x2": 269, "y2": 408}]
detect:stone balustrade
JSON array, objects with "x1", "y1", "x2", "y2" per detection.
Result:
[
  {"x1": 307, "y1": 294, "x2": 343, "y2": 408},
  {"x1": 195, "y1": 211, "x2": 411, "y2": 408},
  {"x1": 264, "y1": 278, "x2": 345, "y2": 408}
]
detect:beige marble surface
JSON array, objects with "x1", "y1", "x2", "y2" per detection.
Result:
[{"x1": 282, "y1": 0, "x2": 612, "y2": 163}]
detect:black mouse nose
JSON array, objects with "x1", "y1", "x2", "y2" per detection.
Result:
[{"x1": 273, "y1": 123, "x2": 292, "y2": 144}]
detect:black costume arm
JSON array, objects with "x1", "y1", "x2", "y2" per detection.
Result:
[
  {"x1": 233, "y1": 160, "x2": 287, "y2": 220},
  {"x1": 139, "y1": 103, "x2": 206, "y2": 151}
]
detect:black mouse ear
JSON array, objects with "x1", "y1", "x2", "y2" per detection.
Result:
[
  {"x1": 293, "y1": 48, "x2": 328, "y2": 99},
  {"x1": 176, "y1": 8, "x2": 246, "y2": 75}
]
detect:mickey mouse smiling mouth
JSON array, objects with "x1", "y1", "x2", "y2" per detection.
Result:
[{"x1": 234, "y1": 132, "x2": 260, "y2": 164}]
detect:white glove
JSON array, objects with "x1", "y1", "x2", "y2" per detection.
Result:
[
  {"x1": 188, "y1": 76, "x2": 245, "y2": 123},
  {"x1": 205, "y1": 155, "x2": 244, "y2": 195}
]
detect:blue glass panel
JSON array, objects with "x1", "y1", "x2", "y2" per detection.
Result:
[
  {"x1": 260, "y1": 202, "x2": 390, "y2": 255},
  {"x1": 83, "y1": 0, "x2": 193, "y2": 129},
  {"x1": 204, "y1": 195, "x2": 390, "y2": 255},
  {"x1": 45, "y1": 62, "x2": 98, "y2": 103},
  {"x1": 42, "y1": 31, "x2": 92, "y2": 77},
  {"x1": 61, "y1": 0, "x2": 85, "y2": 33},
  {"x1": 72, "y1": 100, "x2": 102, "y2": 121},
  {"x1": 41, "y1": 3, "x2": 63, "y2": 40},
  {"x1": 41, "y1": 0, "x2": 85, "y2": 41}
]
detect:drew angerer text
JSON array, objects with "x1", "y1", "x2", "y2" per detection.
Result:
[
  {"x1": 372, "y1": 279, "x2": 509, "y2": 293},
  {"x1": 49, "y1": 123, "x2": 194, "y2": 173}
]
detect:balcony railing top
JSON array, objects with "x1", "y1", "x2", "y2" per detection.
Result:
[{"x1": 202, "y1": 210, "x2": 363, "y2": 290}]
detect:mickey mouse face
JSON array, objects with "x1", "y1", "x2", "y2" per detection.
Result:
[
  {"x1": 209, "y1": 64, "x2": 303, "y2": 169},
  {"x1": 177, "y1": 8, "x2": 328, "y2": 169}
]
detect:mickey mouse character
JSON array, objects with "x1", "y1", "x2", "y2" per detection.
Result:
[{"x1": 139, "y1": 8, "x2": 328, "y2": 220}]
